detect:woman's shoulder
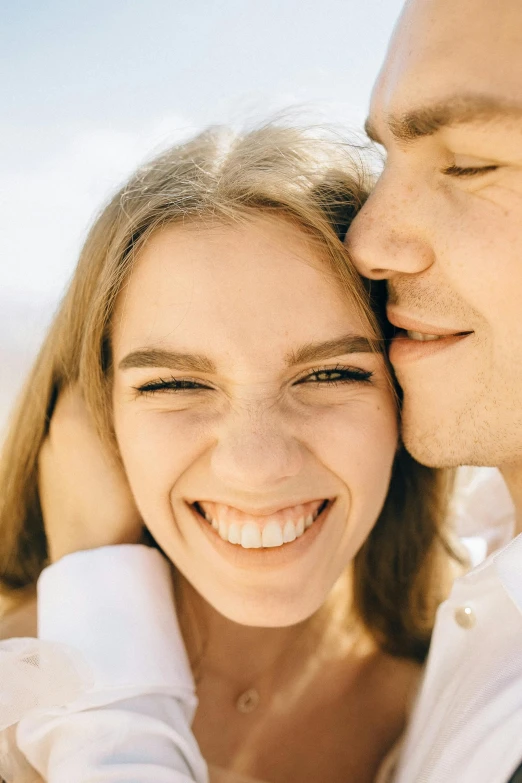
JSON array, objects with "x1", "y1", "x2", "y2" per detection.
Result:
[{"x1": 0, "y1": 595, "x2": 37, "y2": 640}]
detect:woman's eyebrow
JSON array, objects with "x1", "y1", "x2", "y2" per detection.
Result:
[
  {"x1": 286, "y1": 335, "x2": 380, "y2": 366},
  {"x1": 119, "y1": 335, "x2": 379, "y2": 373},
  {"x1": 119, "y1": 349, "x2": 216, "y2": 373}
]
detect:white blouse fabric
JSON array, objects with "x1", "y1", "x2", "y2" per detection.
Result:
[
  {"x1": 0, "y1": 467, "x2": 520, "y2": 783},
  {"x1": 0, "y1": 546, "x2": 208, "y2": 783}
]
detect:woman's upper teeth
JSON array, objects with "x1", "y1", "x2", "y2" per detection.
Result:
[{"x1": 197, "y1": 499, "x2": 324, "y2": 548}]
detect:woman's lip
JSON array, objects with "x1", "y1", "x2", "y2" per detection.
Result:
[
  {"x1": 386, "y1": 308, "x2": 472, "y2": 337},
  {"x1": 187, "y1": 498, "x2": 331, "y2": 518},
  {"x1": 193, "y1": 498, "x2": 329, "y2": 529},
  {"x1": 189, "y1": 499, "x2": 335, "y2": 569}
]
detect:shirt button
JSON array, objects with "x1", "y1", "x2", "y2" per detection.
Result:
[{"x1": 454, "y1": 605, "x2": 476, "y2": 629}]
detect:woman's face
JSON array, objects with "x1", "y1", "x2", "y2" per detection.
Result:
[{"x1": 112, "y1": 216, "x2": 398, "y2": 626}]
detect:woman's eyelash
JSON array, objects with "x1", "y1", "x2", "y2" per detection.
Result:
[
  {"x1": 295, "y1": 366, "x2": 374, "y2": 386},
  {"x1": 442, "y1": 164, "x2": 499, "y2": 178},
  {"x1": 134, "y1": 377, "x2": 210, "y2": 395},
  {"x1": 133, "y1": 366, "x2": 374, "y2": 396}
]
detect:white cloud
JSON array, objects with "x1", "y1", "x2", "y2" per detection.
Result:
[
  {"x1": 0, "y1": 101, "x2": 373, "y2": 303},
  {"x1": 0, "y1": 115, "x2": 196, "y2": 301},
  {"x1": 0, "y1": 114, "x2": 197, "y2": 428}
]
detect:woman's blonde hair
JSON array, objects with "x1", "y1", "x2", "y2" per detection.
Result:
[{"x1": 0, "y1": 123, "x2": 456, "y2": 661}]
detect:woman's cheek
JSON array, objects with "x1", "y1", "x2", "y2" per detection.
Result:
[
  {"x1": 308, "y1": 393, "x2": 398, "y2": 457},
  {"x1": 113, "y1": 406, "x2": 214, "y2": 522},
  {"x1": 307, "y1": 397, "x2": 398, "y2": 505}
]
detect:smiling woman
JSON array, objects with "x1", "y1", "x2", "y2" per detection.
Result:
[
  {"x1": 0, "y1": 124, "x2": 457, "y2": 782},
  {"x1": 110, "y1": 215, "x2": 400, "y2": 630}
]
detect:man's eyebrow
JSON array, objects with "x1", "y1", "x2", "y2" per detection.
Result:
[
  {"x1": 119, "y1": 349, "x2": 216, "y2": 373},
  {"x1": 286, "y1": 335, "x2": 380, "y2": 366},
  {"x1": 365, "y1": 94, "x2": 522, "y2": 145}
]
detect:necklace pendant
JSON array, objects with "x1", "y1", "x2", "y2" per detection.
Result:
[{"x1": 236, "y1": 687, "x2": 260, "y2": 714}]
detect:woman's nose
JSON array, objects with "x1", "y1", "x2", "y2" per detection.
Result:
[{"x1": 210, "y1": 409, "x2": 303, "y2": 492}]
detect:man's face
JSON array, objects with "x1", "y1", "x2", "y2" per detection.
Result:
[{"x1": 347, "y1": 0, "x2": 522, "y2": 470}]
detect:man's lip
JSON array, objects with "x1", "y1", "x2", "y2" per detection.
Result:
[
  {"x1": 186, "y1": 498, "x2": 332, "y2": 517},
  {"x1": 386, "y1": 307, "x2": 473, "y2": 337}
]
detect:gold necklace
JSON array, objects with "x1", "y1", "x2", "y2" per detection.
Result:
[
  {"x1": 193, "y1": 620, "x2": 313, "y2": 715},
  {"x1": 235, "y1": 687, "x2": 261, "y2": 714},
  {"x1": 231, "y1": 621, "x2": 315, "y2": 714}
]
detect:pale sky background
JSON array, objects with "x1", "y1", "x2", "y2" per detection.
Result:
[{"x1": 1, "y1": 0, "x2": 405, "y2": 425}]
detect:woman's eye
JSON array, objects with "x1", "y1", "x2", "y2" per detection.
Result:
[
  {"x1": 134, "y1": 377, "x2": 211, "y2": 396},
  {"x1": 295, "y1": 367, "x2": 374, "y2": 386},
  {"x1": 442, "y1": 164, "x2": 499, "y2": 178}
]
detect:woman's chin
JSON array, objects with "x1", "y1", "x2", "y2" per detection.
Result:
[{"x1": 200, "y1": 587, "x2": 328, "y2": 628}]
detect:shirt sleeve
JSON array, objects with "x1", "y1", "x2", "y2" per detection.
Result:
[
  {"x1": 37, "y1": 545, "x2": 195, "y2": 701},
  {"x1": 11, "y1": 545, "x2": 208, "y2": 783},
  {"x1": 17, "y1": 694, "x2": 208, "y2": 783}
]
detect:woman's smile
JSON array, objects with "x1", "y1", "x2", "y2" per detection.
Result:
[
  {"x1": 192, "y1": 498, "x2": 331, "y2": 548},
  {"x1": 188, "y1": 496, "x2": 337, "y2": 573}
]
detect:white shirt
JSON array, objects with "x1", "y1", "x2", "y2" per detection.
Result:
[
  {"x1": 391, "y1": 533, "x2": 522, "y2": 783},
  {"x1": 4, "y1": 538, "x2": 522, "y2": 783}
]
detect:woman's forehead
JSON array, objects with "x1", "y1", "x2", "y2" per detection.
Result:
[{"x1": 112, "y1": 217, "x2": 371, "y2": 357}]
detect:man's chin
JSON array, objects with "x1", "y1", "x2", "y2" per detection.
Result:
[
  {"x1": 400, "y1": 416, "x2": 466, "y2": 469},
  {"x1": 400, "y1": 392, "x2": 522, "y2": 469}
]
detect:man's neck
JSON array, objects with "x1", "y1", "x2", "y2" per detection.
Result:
[{"x1": 500, "y1": 464, "x2": 522, "y2": 536}]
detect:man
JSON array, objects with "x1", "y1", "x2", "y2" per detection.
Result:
[{"x1": 347, "y1": 0, "x2": 522, "y2": 780}]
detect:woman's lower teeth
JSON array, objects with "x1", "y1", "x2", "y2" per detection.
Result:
[{"x1": 205, "y1": 513, "x2": 318, "y2": 548}]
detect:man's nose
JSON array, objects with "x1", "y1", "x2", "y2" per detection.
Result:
[
  {"x1": 346, "y1": 176, "x2": 435, "y2": 279},
  {"x1": 210, "y1": 409, "x2": 303, "y2": 492}
]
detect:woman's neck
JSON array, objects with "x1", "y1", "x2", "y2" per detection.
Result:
[
  {"x1": 176, "y1": 571, "x2": 415, "y2": 783},
  {"x1": 175, "y1": 570, "x2": 360, "y2": 693}
]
